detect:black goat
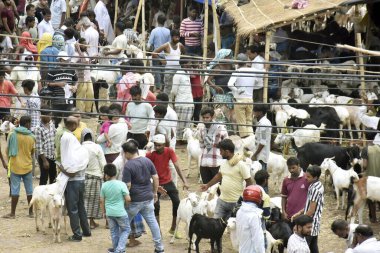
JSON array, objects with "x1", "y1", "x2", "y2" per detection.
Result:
[
  {"x1": 267, "y1": 207, "x2": 292, "y2": 253},
  {"x1": 188, "y1": 214, "x2": 227, "y2": 253}
]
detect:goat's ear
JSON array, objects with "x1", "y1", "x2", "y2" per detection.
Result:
[{"x1": 329, "y1": 156, "x2": 335, "y2": 160}]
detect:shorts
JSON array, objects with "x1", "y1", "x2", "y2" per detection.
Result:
[{"x1": 10, "y1": 172, "x2": 34, "y2": 196}]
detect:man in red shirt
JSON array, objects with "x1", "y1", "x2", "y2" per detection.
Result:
[
  {"x1": 146, "y1": 134, "x2": 189, "y2": 235},
  {"x1": 0, "y1": 70, "x2": 23, "y2": 120},
  {"x1": 281, "y1": 157, "x2": 309, "y2": 228},
  {"x1": 1, "y1": 0, "x2": 17, "y2": 35}
]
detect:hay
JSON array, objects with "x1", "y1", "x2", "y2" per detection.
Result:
[{"x1": 223, "y1": 0, "x2": 359, "y2": 36}]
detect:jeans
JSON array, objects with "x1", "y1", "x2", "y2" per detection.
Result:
[
  {"x1": 185, "y1": 45, "x2": 202, "y2": 56},
  {"x1": 214, "y1": 198, "x2": 236, "y2": 220},
  {"x1": 38, "y1": 157, "x2": 57, "y2": 185},
  {"x1": 154, "y1": 181, "x2": 180, "y2": 217},
  {"x1": 65, "y1": 180, "x2": 91, "y2": 238},
  {"x1": 127, "y1": 199, "x2": 164, "y2": 251},
  {"x1": 152, "y1": 58, "x2": 163, "y2": 89},
  {"x1": 221, "y1": 33, "x2": 235, "y2": 49},
  {"x1": 107, "y1": 215, "x2": 131, "y2": 253},
  {"x1": 10, "y1": 172, "x2": 33, "y2": 196}
]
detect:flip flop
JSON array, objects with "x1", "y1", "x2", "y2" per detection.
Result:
[{"x1": 2, "y1": 213, "x2": 15, "y2": 219}]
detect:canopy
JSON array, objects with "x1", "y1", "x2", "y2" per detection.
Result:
[{"x1": 223, "y1": 0, "x2": 368, "y2": 36}]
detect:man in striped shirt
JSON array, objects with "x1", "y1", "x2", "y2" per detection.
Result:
[
  {"x1": 292, "y1": 165, "x2": 324, "y2": 253},
  {"x1": 179, "y1": 7, "x2": 203, "y2": 56}
]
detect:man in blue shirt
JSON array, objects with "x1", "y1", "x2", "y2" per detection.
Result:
[{"x1": 148, "y1": 14, "x2": 170, "y2": 91}]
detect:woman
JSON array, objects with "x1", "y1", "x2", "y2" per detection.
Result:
[
  {"x1": 81, "y1": 128, "x2": 107, "y2": 229},
  {"x1": 37, "y1": 33, "x2": 53, "y2": 61},
  {"x1": 52, "y1": 33, "x2": 65, "y2": 51},
  {"x1": 15, "y1": 31, "x2": 38, "y2": 61}
]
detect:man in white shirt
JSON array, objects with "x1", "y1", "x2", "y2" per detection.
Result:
[
  {"x1": 50, "y1": 0, "x2": 66, "y2": 29},
  {"x1": 126, "y1": 85, "x2": 155, "y2": 149},
  {"x1": 79, "y1": 17, "x2": 99, "y2": 57},
  {"x1": 228, "y1": 53, "x2": 258, "y2": 137},
  {"x1": 37, "y1": 8, "x2": 54, "y2": 39},
  {"x1": 246, "y1": 45, "x2": 265, "y2": 102},
  {"x1": 17, "y1": 4, "x2": 38, "y2": 34},
  {"x1": 94, "y1": 0, "x2": 114, "y2": 44},
  {"x1": 287, "y1": 215, "x2": 313, "y2": 253},
  {"x1": 345, "y1": 225, "x2": 380, "y2": 253},
  {"x1": 103, "y1": 22, "x2": 128, "y2": 61},
  {"x1": 64, "y1": 27, "x2": 76, "y2": 57},
  {"x1": 331, "y1": 219, "x2": 359, "y2": 249}
]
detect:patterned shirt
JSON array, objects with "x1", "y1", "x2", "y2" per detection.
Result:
[
  {"x1": 123, "y1": 28, "x2": 139, "y2": 44},
  {"x1": 196, "y1": 122, "x2": 228, "y2": 167},
  {"x1": 304, "y1": 180, "x2": 324, "y2": 236},
  {"x1": 35, "y1": 121, "x2": 56, "y2": 160},
  {"x1": 179, "y1": 17, "x2": 204, "y2": 46},
  {"x1": 26, "y1": 93, "x2": 41, "y2": 131},
  {"x1": 287, "y1": 233, "x2": 310, "y2": 253}
]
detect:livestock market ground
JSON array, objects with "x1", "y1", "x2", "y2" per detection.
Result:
[{"x1": 0, "y1": 119, "x2": 379, "y2": 253}]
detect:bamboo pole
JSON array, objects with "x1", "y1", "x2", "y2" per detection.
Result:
[
  {"x1": 203, "y1": 0, "x2": 209, "y2": 67},
  {"x1": 263, "y1": 31, "x2": 271, "y2": 103},
  {"x1": 336, "y1": 44, "x2": 380, "y2": 56},
  {"x1": 66, "y1": 0, "x2": 70, "y2": 18},
  {"x1": 133, "y1": 0, "x2": 143, "y2": 31},
  {"x1": 211, "y1": 0, "x2": 221, "y2": 51},
  {"x1": 113, "y1": 0, "x2": 119, "y2": 33},
  {"x1": 142, "y1": 0, "x2": 146, "y2": 63},
  {"x1": 180, "y1": 0, "x2": 184, "y2": 22},
  {"x1": 234, "y1": 34, "x2": 240, "y2": 59}
]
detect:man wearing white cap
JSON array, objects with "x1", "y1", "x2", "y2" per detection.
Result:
[
  {"x1": 146, "y1": 134, "x2": 188, "y2": 236},
  {"x1": 47, "y1": 51, "x2": 78, "y2": 127}
]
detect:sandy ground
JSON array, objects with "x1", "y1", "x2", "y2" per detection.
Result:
[{"x1": 0, "y1": 119, "x2": 379, "y2": 253}]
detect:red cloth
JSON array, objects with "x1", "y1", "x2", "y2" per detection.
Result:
[
  {"x1": 190, "y1": 74, "x2": 203, "y2": 98},
  {"x1": 19, "y1": 31, "x2": 38, "y2": 54},
  {"x1": 146, "y1": 147, "x2": 178, "y2": 185},
  {"x1": 117, "y1": 72, "x2": 137, "y2": 113},
  {"x1": 144, "y1": 91, "x2": 156, "y2": 107},
  {"x1": 0, "y1": 80, "x2": 18, "y2": 108},
  {"x1": 281, "y1": 174, "x2": 310, "y2": 219}
]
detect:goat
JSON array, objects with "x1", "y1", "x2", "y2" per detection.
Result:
[
  {"x1": 188, "y1": 214, "x2": 227, "y2": 253},
  {"x1": 48, "y1": 194, "x2": 65, "y2": 243},
  {"x1": 320, "y1": 157, "x2": 359, "y2": 209},
  {"x1": 200, "y1": 183, "x2": 220, "y2": 218},
  {"x1": 267, "y1": 152, "x2": 289, "y2": 193},
  {"x1": 348, "y1": 176, "x2": 380, "y2": 224},
  {"x1": 229, "y1": 134, "x2": 256, "y2": 153},
  {"x1": 183, "y1": 128, "x2": 202, "y2": 178},
  {"x1": 267, "y1": 207, "x2": 292, "y2": 253},
  {"x1": 274, "y1": 124, "x2": 325, "y2": 148},
  {"x1": 275, "y1": 110, "x2": 290, "y2": 134},
  {"x1": 170, "y1": 192, "x2": 208, "y2": 245}
]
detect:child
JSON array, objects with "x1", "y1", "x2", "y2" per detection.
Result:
[
  {"x1": 100, "y1": 164, "x2": 131, "y2": 253},
  {"x1": 98, "y1": 105, "x2": 113, "y2": 149},
  {"x1": 21, "y1": 79, "x2": 41, "y2": 131}
]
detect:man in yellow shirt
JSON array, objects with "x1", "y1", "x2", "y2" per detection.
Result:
[{"x1": 3, "y1": 116, "x2": 35, "y2": 219}]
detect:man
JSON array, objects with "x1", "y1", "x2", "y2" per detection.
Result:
[
  {"x1": 94, "y1": 0, "x2": 114, "y2": 44},
  {"x1": 287, "y1": 215, "x2": 313, "y2": 253},
  {"x1": 252, "y1": 104, "x2": 272, "y2": 191},
  {"x1": 146, "y1": 134, "x2": 188, "y2": 235},
  {"x1": 35, "y1": 0, "x2": 48, "y2": 23},
  {"x1": 24, "y1": 16, "x2": 37, "y2": 38},
  {"x1": 3, "y1": 116, "x2": 35, "y2": 219},
  {"x1": 254, "y1": 170, "x2": 271, "y2": 220},
  {"x1": 0, "y1": 70, "x2": 23, "y2": 121},
  {"x1": 126, "y1": 85, "x2": 154, "y2": 149},
  {"x1": 17, "y1": 4, "x2": 38, "y2": 35},
  {"x1": 345, "y1": 225, "x2": 380, "y2": 253},
  {"x1": 64, "y1": 27, "x2": 76, "y2": 57},
  {"x1": 179, "y1": 6, "x2": 203, "y2": 56},
  {"x1": 153, "y1": 29, "x2": 185, "y2": 95},
  {"x1": 35, "y1": 104, "x2": 56, "y2": 185},
  {"x1": 11, "y1": 52, "x2": 41, "y2": 94},
  {"x1": 228, "y1": 53, "x2": 259, "y2": 137},
  {"x1": 37, "y1": 7, "x2": 54, "y2": 39},
  {"x1": 121, "y1": 140, "x2": 165, "y2": 253},
  {"x1": 79, "y1": 17, "x2": 99, "y2": 57},
  {"x1": 58, "y1": 116, "x2": 91, "y2": 241},
  {"x1": 21, "y1": 79, "x2": 41, "y2": 130},
  {"x1": 331, "y1": 219, "x2": 359, "y2": 249},
  {"x1": 201, "y1": 139, "x2": 252, "y2": 219},
  {"x1": 69, "y1": 107, "x2": 87, "y2": 141},
  {"x1": 292, "y1": 165, "x2": 324, "y2": 253},
  {"x1": 358, "y1": 101, "x2": 380, "y2": 222},
  {"x1": 103, "y1": 22, "x2": 128, "y2": 61},
  {"x1": 47, "y1": 51, "x2": 78, "y2": 127},
  {"x1": 148, "y1": 14, "x2": 170, "y2": 89},
  {"x1": 281, "y1": 157, "x2": 309, "y2": 226},
  {"x1": 236, "y1": 185, "x2": 265, "y2": 253},
  {"x1": 50, "y1": 0, "x2": 66, "y2": 29},
  {"x1": 219, "y1": 8, "x2": 235, "y2": 50},
  {"x1": 196, "y1": 107, "x2": 228, "y2": 184},
  {"x1": 1, "y1": 0, "x2": 16, "y2": 36},
  {"x1": 246, "y1": 45, "x2": 265, "y2": 102},
  {"x1": 123, "y1": 20, "x2": 139, "y2": 45},
  {"x1": 154, "y1": 92, "x2": 177, "y2": 149}
]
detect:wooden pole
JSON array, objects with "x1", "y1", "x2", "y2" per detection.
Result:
[
  {"x1": 142, "y1": 0, "x2": 146, "y2": 63},
  {"x1": 354, "y1": 5, "x2": 365, "y2": 94},
  {"x1": 133, "y1": 0, "x2": 143, "y2": 31},
  {"x1": 263, "y1": 31, "x2": 271, "y2": 103},
  {"x1": 113, "y1": 0, "x2": 119, "y2": 33},
  {"x1": 234, "y1": 34, "x2": 240, "y2": 59},
  {"x1": 203, "y1": 0, "x2": 209, "y2": 67},
  {"x1": 66, "y1": 0, "x2": 71, "y2": 18},
  {"x1": 211, "y1": 0, "x2": 221, "y2": 51},
  {"x1": 180, "y1": 0, "x2": 184, "y2": 22}
]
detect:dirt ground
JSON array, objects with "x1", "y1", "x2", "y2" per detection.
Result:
[{"x1": 0, "y1": 119, "x2": 379, "y2": 253}]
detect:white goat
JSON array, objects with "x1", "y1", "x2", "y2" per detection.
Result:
[
  {"x1": 280, "y1": 100, "x2": 309, "y2": 120},
  {"x1": 320, "y1": 157, "x2": 359, "y2": 210},
  {"x1": 183, "y1": 128, "x2": 202, "y2": 178},
  {"x1": 48, "y1": 194, "x2": 65, "y2": 243},
  {"x1": 200, "y1": 183, "x2": 220, "y2": 218},
  {"x1": 227, "y1": 217, "x2": 283, "y2": 253},
  {"x1": 274, "y1": 124, "x2": 325, "y2": 148},
  {"x1": 275, "y1": 110, "x2": 289, "y2": 134},
  {"x1": 229, "y1": 134, "x2": 256, "y2": 153},
  {"x1": 170, "y1": 192, "x2": 208, "y2": 245},
  {"x1": 267, "y1": 152, "x2": 289, "y2": 193}
]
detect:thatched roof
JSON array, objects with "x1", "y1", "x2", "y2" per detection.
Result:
[{"x1": 223, "y1": 0, "x2": 362, "y2": 36}]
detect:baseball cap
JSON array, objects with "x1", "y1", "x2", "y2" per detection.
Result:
[
  {"x1": 57, "y1": 51, "x2": 69, "y2": 61},
  {"x1": 153, "y1": 134, "x2": 166, "y2": 144}
]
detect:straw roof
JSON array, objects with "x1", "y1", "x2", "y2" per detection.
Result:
[{"x1": 223, "y1": 0, "x2": 360, "y2": 36}]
